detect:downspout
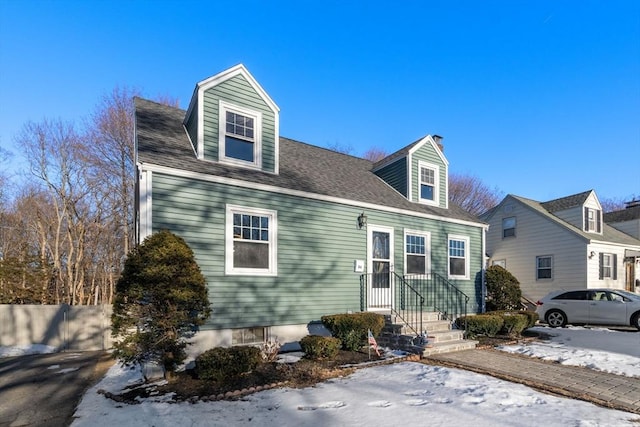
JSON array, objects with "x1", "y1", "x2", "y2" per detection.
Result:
[{"x1": 481, "y1": 224, "x2": 488, "y2": 313}]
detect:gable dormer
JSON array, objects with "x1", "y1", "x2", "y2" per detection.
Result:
[
  {"x1": 373, "y1": 135, "x2": 449, "y2": 209},
  {"x1": 183, "y1": 64, "x2": 280, "y2": 173},
  {"x1": 541, "y1": 190, "x2": 603, "y2": 235}
]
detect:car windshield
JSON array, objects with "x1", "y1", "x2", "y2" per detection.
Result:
[{"x1": 615, "y1": 290, "x2": 640, "y2": 301}]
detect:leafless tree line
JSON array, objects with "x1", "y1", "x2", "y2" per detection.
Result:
[{"x1": 0, "y1": 88, "x2": 177, "y2": 305}]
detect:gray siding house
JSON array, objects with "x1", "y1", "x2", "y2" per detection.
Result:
[
  {"x1": 135, "y1": 64, "x2": 487, "y2": 352},
  {"x1": 482, "y1": 190, "x2": 640, "y2": 303}
]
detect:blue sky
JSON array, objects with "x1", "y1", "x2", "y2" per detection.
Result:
[{"x1": 1, "y1": 0, "x2": 638, "y2": 203}]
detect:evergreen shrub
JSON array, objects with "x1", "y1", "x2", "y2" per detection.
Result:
[
  {"x1": 299, "y1": 335, "x2": 341, "y2": 360},
  {"x1": 320, "y1": 312, "x2": 385, "y2": 351},
  {"x1": 195, "y1": 346, "x2": 262, "y2": 382}
]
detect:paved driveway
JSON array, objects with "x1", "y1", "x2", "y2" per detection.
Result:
[{"x1": 0, "y1": 351, "x2": 113, "y2": 427}]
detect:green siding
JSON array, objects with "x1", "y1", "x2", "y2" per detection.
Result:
[
  {"x1": 411, "y1": 145, "x2": 447, "y2": 206},
  {"x1": 374, "y1": 158, "x2": 408, "y2": 196},
  {"x1": 184, "y1": 108, "x2": 198, "y2": 153},
  {"x1": 201, "y1": 74, "x2": 276, "y2": 172},
  {"x1": 151, "y1": 172, "x2": 483, "y2": 330}
]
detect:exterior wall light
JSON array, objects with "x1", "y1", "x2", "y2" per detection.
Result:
[
  {"x1": 589, "y1": 251, "x2": 596, "y2": 259},
  {"x1": 357, "y1": 212, "x2": 368, "y2": 229}
]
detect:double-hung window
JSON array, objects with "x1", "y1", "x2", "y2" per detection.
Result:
[
  {"x1": 599, "y1": 253, "x2": 617, "y2": 280},
  {"x1": 584, "y1": 207, "x2": 601, "y2": 233},
  {"x1": 226, "y1": 205, "x2": 277, "y2": 275},
  {"x1": 536, "y1": 255, "x2": 552, "y2": 280},
  {"x1": 447, "y1": 235, "x2": 469, "y2": 279},
  {"x1": 405, "y1": 231, "x2": 430, "y2": 275},
  {"x1": 219, "y1": 101, "x2": 262, "y2": 168},
  {"x1": 418, "y1": 161, "x2": 439, "y2": 206},
  {"x1": 502, "y1": 217, "x2": 516, "y2": 238}
]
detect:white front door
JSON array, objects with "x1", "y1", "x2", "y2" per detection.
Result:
[{"x1": 368, "y1": 225, "x2": 394, "y2": 309}]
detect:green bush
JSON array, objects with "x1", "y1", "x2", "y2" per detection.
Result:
[
  {"x1": 485, "y1": 265, "x2": 522, "y2": 311},
  {"x1": 299, "y1": 335, "x2": 341, "y2": 360},
  {"x1": 320, "y1": 312, "x2": 385, "y2": 351},
  {"x1": 498, "y1": 312, "x2": 529, "y2": 336},
  {"x1": 455, "y1": 314, "x2": 504, "y2": 338},
  {"x1": 111, "y1": 230, "x2": 211, "y2": 377},
  {"x1": 195, "y1": 346, "x2": 262, "y2": 382}
]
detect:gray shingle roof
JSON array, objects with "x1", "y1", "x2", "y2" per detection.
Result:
[
  {"x1": 135, "y1": 97, "x2": 482, "y2": 224},
  {"x1": 511, "y1": 194, "x2": 640, "y2": 246},
  {"x1": 540, "y1": 190, "x2": 592, "y2": 212},
  {"x1": 604, "y1": 205, "x2": 640, "y2": 223}
]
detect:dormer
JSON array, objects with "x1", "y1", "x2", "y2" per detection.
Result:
[
  {"x1": 183, "y1": 64, "x2": 280, "y2": 173},
  {"x1": 541, "y1": 190, "x2": 603, "y2": 235},
  {"x1": 373, "y1": 135, "x2": 448, "y2": 209}
]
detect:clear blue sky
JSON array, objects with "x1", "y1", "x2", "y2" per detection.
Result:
[{"x1": 1, "y1": 0, "x2": 639, "y2": 203}]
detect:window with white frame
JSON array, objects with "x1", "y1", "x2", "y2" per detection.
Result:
[
  {"x1": 447, "y1": 235, "x2": 469, "y2": 279},
  {"x1": 502, "y1": 217, "x2": 516, "y2": 238},
  {"x1": 599, "y1": 253, "x2": 617, "y2": 279},
  {"x1": 219, "y1": 101, "x2": 262, "y2": 167},
  {"x1": 232, "y1": 327, "x2": 265, "y2": 345},
  {"x1": 418, "y1": 161, "x2": 439, "y2": 205},
  {"x1": 536, "y1": 255, "x2": 552, "y2": 280},
  {"x1": 405, "y1": 231, "x2": 430, "y2": 275},
  {"x1": 584, "y1": 207, "x2": 601, "y2": 233},
  {"x1": 226, "y1": 205, "x2": 277, "y2": 275},
  {"x1": 492, "y1": 259, "x2": 506, "y2": 269}
]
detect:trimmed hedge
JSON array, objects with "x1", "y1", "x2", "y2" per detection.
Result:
[
  {"x1": 320, "y1": 312, "x2": 385, "y2": 351},
  {"x1": 456, "y1": 310, "x2": 538, "y2": 338},
  {"x1": 300, "y1": 335, "x2": 341, "y2": 360},
  {"x1": 195, "y1": 346, "x2": 262, "y2": 382}
]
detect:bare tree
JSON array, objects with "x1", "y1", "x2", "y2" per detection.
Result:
[
  {"x1": 449, "y1": 173, "x2": 504, "y2": 216},
  {"x1": 362, "y1": 147, "x2": 388, "y2": 162},
  {"x1": 600, "y1": 194, "x2": 639, "y2": 212},
  {"x1": 326, "y1": 142, "x2": 354, "y2": 155}
]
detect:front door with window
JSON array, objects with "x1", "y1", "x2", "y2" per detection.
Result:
[{"x1": 368, "y1": 226, "x2": 394, "y2": 309}]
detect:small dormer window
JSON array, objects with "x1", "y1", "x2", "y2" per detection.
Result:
[
  {"x1": 584, "y1": 207, "x2": 601, "y2": 233},
  {"x1": 226, "y1": 111, "x2": 254, "y2": 162},
  {"x1": 418, "y1": 161, "x2": 439, "y2": 206},
  {"x1": 219, "y1": 100, "x2": 262, "y2": 168}
]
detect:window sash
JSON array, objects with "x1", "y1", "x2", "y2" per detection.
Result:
[
  {"x1": 226, "y1": 205, "x2": 276, "y2": 275},
  {"x1": 502, "y1": 217, "x2": 516, "y2": 238},
  {"x1": 447, "y1": 237, "x2": 468, "y2": 279},
  {"x1": 536, "y1": 256, "x2": 552, "y2": 279}
]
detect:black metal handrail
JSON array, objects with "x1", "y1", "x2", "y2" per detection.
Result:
[
  {"x1": 360, "y1": 272, "x2": 470, "y2": 334},
  {"x1": 403, "y1": 273, "x2": 469, "y2": 326},
  {"x1": 359, "y1": 272, "x2": 424, "y2": 336}
]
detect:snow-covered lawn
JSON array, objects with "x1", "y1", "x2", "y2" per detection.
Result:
[{"x1": 3, "y1": 326, "x2": 639, "y2": 426}]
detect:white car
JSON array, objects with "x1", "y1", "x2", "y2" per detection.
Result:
[{"x1": 535, "y1": 288, "x2": 640, "y2": 330}]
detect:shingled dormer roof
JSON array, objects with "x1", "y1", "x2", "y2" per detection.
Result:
[
  {"x1": 540, "y1": 190, "x2": 593, "y2": 213},
  {"x1": 135, "y1": 97, "x2": 482, "y2": 225}
]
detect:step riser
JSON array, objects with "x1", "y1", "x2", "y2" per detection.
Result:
[{"x1": 381, "y1": 311, "x2": 476, "y2": 357}]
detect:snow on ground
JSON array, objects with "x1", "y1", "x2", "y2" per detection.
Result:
[
  {"x1": 498, "y1": 326, "x2": 640, "y2": 378},
  {"x1": 3, "y1": 327, "x2": 639, "y2": 426},
  {"x1": 0, "y1": 344, "x2": 56, "y2": 357}
]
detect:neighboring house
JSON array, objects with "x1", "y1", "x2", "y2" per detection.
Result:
[
  {"x1": 134, "y1": 64, "x2": 487, "y2": 352},
  {"x1": 605, "y1": 200, "x2": 640, "y2": 240},
  {"x1": 482, "y1": 190, "x2": 640, "y2": 303}
]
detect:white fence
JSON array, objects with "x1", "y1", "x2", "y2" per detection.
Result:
[{"x1": 0, "y1": 304, "x2": 112, "y2": 351}]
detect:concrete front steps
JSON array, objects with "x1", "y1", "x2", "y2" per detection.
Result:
[{"x1": 376, "y1": 312, "x2": 478, "y2": 358}]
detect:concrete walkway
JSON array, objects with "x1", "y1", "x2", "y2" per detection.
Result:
[{"x1": 425, "y1": 348, "x2": 640, "y2": 415}]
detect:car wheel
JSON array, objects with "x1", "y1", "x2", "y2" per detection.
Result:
[
  {"x1": 545, "y1": 310, "x2": 567, "y2": 328},
  {"x1": 632, "y1": 312, "x2": 640, "y2": 331}
]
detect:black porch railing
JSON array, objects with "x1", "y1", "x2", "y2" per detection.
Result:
[
  {"x1": 360, "y1": 272, "x2": 469, "y2": 334},
  {"x1": 403, "y1": 273, "x2": 469, "y2": 323}
]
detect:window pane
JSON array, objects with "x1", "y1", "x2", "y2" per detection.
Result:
[
  {"x1": 407, "y1": 255, "x2": 425, "y2": 274},
  {"x1": 234, "y1": 241, "x2": 269, "y2": 269},
  {"x1": 372, "y1": 232, "x2": 389, "y2": 259},
  {"x1": 538, "y1": 257, "x2": 551, "y2": 268},
  {"x1": 226, "y1": 136, "x2": 254, "y2": 162},
  {"x1": 538, "y1": 269, "x2": 552, "y2": 279},
  {"x1": 450, "y1": 258, "x2": 465, "y2": 276},
  {"x1": 421, "y1": 184, "x2": 434, "y2": 200}
]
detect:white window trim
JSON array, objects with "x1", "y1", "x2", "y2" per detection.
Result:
[
  {"x1": 447, "y1": 234, "x2": 470, "y2": 280},
  {"x1": 418, "y1": 160, "x2": 439, "y2": 206},
  {"x1": 219, "y1": 100, "x2": 262, "y2": 169},
  {"x1": 225, "y1": 204, "x2": 277, "y2": 276},
  {"x1": 536, "y1": 255, "x2": 553, "y2": 281},
  {"x1": 403, "y1": 229, "x2": 431, "y2": 276}
]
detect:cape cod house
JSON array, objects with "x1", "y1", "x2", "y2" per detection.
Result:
[
  {"x1": 482, "y1": 190, "x2": 640, "y2": 304},
  {"x1": 134, "y1": 64, "x2": 487, "y2": 352}
]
